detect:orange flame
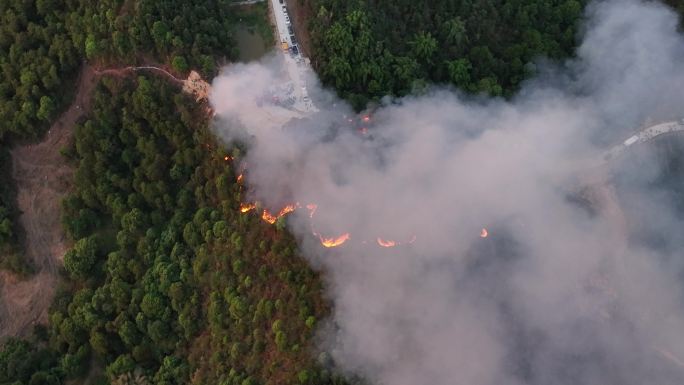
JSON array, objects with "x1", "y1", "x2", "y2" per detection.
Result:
[
  {"x1": 376, "y1": 238, "x2": 396, "y2": 247},
  {"x1": 320, "y1": 233, "x2": 350, "y2": 248},
  {"x1": 240, "y1": 202, "x2": 256, "y2": 213},
  {"x1": 237, "y1": 174, "x2": 244, "y2": 183},
  {"x1": 262, "y1": 209, "x2": 278, "y2": 224},
  {"x1": 480, "y1": 228, "x2": 489, "y2": 238},
  {"x1": 277, "y1": 204, "x2": 297, "y2": 217},
  {"x1": 362, "y1": 115, "x2": 370, "y2": 122},
  {"x1": 224, "y1": 156, "x2": 231, "y2": 161}
]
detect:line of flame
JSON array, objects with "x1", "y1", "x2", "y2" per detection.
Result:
[
  {"x1": 241, "y1": 201, "x2": 420, "y2": 248},
  {"x1": 376, "y1": 238, "x2": 397, "y2": 247},
  {"x1": 319, "y1": 233, "x2": 350, "y2": 248}
]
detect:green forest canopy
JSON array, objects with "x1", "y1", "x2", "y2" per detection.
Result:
[
  {"x1": 306, "y1": 0, "x2": 684, "y2": 109},
  {"x1": 2, "y1": 0, "x2": 684, "y2": 384},
  {"x1": 0, "y1": 0, "x2": 240, "y2": 256}
]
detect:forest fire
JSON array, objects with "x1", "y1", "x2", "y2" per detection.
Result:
[
  {"x1": 319, "y1": 233, "x2": 351, "y2": 248},
  {"x1": 237, "y1": 174, "x2": 244, "y2": 183},
  {"x1": 377, "y1": 238, "x2": 397, "y2": 247},
  {"x1": 237, "y1": 198, "x2": 405, "y2": 249},
  {"x1": 262, "y1": 209, "x2": 278, "y2": 224},
  {"x1": 480, "y1": 228, "x2": 489, "y2": 238},
  {"x1": 240, "y1": 203, "x2": 256, "y2": 213},
  {"x1": 277, "y1": 204, "x2": 297, "y2": 217}
]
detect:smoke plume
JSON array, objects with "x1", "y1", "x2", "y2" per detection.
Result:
[{"x1": 210, "y1": 0, "x2": 684, "y2": 384}]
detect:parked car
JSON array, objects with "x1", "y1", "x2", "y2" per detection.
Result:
[
  {"x1": 288, "y1": 25, "x2": 294, "y2": 35},
  {"x1": 284, "y1": 14, "x2": 290, "y2": 24},
  {"x1": 290, "y1": 34, "x2": 297, "y2": 45}
]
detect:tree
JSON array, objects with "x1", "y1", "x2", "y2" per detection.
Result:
[
  {"x1": 37, "y1": 96, "x2": 55, "y2": 121},
  {"x1": 85, "y1": 34, "x2": 99, "y2": 59},
  {"x1": 446, "y1": 58, "x2": 472, "y2": 88},
  {"x1": 64, "y1": 236, "x2": 98, "y2": 279},
  {"x1": 171, "y1": 56, "x2": 188, "y2": 73},
  {"x1": 274, "y1": 330, "x2": 287, "y2": 351},
  {"x1": 440, "y1": 17, "x2": 467, "y2": 47},
  {"x1": 411, "y1": 32, "x2": 438, "y2": 62}
]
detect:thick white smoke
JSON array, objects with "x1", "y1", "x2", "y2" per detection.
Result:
[{"x1": 210, "y1": 1, "x2": 684, "y2": 384}]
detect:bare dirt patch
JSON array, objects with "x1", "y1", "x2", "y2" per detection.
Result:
[
  {"x1": 0, "y1": 64, "x2": 98, "y2": 340},
  {"x1": 287, "y1": 0, "x2": 314, "y2": 59}
]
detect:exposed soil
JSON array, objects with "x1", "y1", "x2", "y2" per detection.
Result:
[
  {"x1": 0, "y1": 64, "x2": 98, "y2": 341},
  {"x1": 287, "y1": 0, "x2": 314, "y2": 59}
]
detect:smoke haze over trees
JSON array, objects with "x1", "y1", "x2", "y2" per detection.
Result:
[
  {"x1": 211, "y1": 1, "x2": 684, "y2": 384},
  {"x1": 2, "y1": 0, "x2": 684, "y2": 384}
]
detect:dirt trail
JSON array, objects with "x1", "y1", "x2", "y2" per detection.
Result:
[{"x1": 0, "y1": 64, "x2": 98, "y2": 340}]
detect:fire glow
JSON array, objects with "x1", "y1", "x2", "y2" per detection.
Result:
[
  {"x1": 240, "y1": 202, "x2": 256, "y2": 213},
  {"x1": 480, "y1": 228, "x2": 489, "y2": 238},
  {"x1": 238, "y1": 200, "x2": 418, "y2": 248},
  {"x1": 261, "y1": 209, "x2": 278, "y2": 224},
  {"x1": 377, "y1": 238, "x2": 396, "y2": 247},
  {"x1": 319, "y1": 233, "x2": 351, "y2": 248}
]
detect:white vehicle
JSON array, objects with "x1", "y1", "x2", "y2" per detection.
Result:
[
  {"x1": 285, "y1": 14, "x2": 290, "y2": 24},
  {"x1": 623, "y1": 135, "x2": 639, "y2": 146}
]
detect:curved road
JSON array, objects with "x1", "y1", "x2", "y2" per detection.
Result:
[{"x1": 603, "y1": 119, "x2": 684, "y2": 161}]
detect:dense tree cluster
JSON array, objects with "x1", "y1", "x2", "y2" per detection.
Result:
[
  {"x1": 0, "y1": 0, "x2": 239, "y2": 142},
  {"x1": 0, "y1": 146, "x2": 31, "y2": 275},
  {"x1": 0, "y1": 0, "x2": 241, "y2": 268},
  {"x1": 305, "y1": 0, "x2": 587, "y2": 108},
  {"x1": 0, "y1": 0, "x2": 80, "y2": 139},
  {"x1": 0, "y1": 336, "x2": 63, "y2": 384},
  {"x1": 4, "y1": 1, "x2": 684, "y2": 384},
  {"x1": 64, "y1": 0, "x2": 239, "y2": 76},
  {"x1": 0, "y1": 75, "x2": 347, "y2": 385}
]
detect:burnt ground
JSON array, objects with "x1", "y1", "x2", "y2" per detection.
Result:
[{"x1": 0, "y1": 64, "x2": 98, "y2": 340}]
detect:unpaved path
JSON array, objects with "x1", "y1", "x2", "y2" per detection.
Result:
[{"x1": 0, "y1": 64, "x2": 98, "y2": 340}]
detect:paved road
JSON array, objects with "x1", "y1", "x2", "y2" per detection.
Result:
[
  {"x1": 269, "y1": 0, "x2": 317, "y2": 113},
  {"x1": 603, "y1": 119, "x2": 684, "y2": 161}
]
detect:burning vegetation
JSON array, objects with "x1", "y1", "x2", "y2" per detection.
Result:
[{"x1": 234, "y1": 170, "x2": 488, "y2": 247}]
